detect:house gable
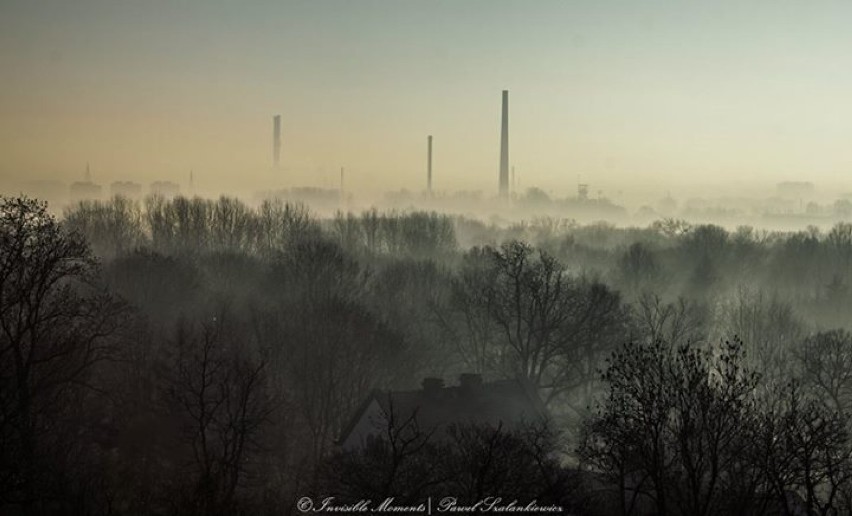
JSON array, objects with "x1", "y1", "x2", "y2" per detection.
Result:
[{"x1": 337, "y1": 376, "x2": 548, "y2": 449}]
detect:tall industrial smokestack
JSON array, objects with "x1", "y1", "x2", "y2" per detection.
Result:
[
  {"x1": 499, "y1": 90, "x2": 509, "y2": 198},
  {"x1": 273, "y1": 115, "x2": 281, "y2": 168},
  {"x1": 427, "y1": 135, "x2": 433, "y2": 194}
]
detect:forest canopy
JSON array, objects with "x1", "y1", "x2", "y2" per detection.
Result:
[{"x1": 3, "y1": 194, "x2": 852, "y2": 515}]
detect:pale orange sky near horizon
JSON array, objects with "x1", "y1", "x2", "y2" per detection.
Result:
[{"x1": 2, "y1": 0, "x2": 852, "y2": 199}]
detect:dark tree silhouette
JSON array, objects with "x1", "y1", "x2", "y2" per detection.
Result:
[
  {"x1": 0, "y1": 196, "x2": 125, "y2": 513},
  {"x1": 757, "y1": 381, "x2": 852, "y2": 515},
  {"x1": 618, "y1": 242, "x2": 659, "y2": 292},
  {"x1": 166, "y1": 314, "x2": 273, "y2": 516},
  {"x1": 320, "y1": 403, "x2": 577, "y2": 511},
  {"x1": 478, "y1": 241, "x2": 577, "y2": 395},
  {"x1": 63, "y1": 196, "x2": 146, "y2": 259},
  {"x1": 796, "y1": 329, "x2": 852, "y2": 414},
  {"x1": 319, "y1": 399, "x2": 440, "y2": 504},
  {"x1": 450, "y1": 241, "x2": 628, "y2": 408},
  {"x1": 439, "y1": 247, "x2": 502, "y2": 374},
  {"x1": 578, "y1": 338, "x2": 762, "y2": 516},
  {"x1": 633, "y1": 293, "x2": 707, "y2": 347}
]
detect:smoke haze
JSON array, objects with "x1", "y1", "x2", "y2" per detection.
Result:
[{"x1": 4, "y1": 0, "x2": 852, "y2": 209}]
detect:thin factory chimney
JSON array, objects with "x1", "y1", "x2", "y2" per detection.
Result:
[
  {"x1": 427, "y1": 135, "x2": 433, "y2": 194},
  {"x1": 499, "y1": 90, "x2": 509, "y2": 199},
  {"x1": 273, "y1": 115, "x2": 281, "y2": 168}
]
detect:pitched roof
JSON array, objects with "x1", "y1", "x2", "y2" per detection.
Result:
[{"x1": 338, "y1": 377, "x2": 547, "y2": 445}]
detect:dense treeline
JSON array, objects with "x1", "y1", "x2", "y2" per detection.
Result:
[{"x1": 4, "y1": 194, "x2": 852, "y2": 514}]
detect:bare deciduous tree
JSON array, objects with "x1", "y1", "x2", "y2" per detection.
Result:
[
  {"x1": 721, "y1": 287, "x2": 804, "y2": 384},
  {"x1": 437, "y1": 248, "x2": 501, "y2": 374},
  {"x1": 795, "y1": 329, "x2": 852, "y2": 414},
  {"x1": 0, "y1": 196, "x2": 125, "y2": 512},
  {"x1": 447, "y1": 241, "x2": 628, "y2": 408},
  {"x1": 319, "y1": 399, "x2": 440, "y2": 504},
  {"x1": 633, "y1": 293, "x2": 707, "y2": 347},
  {"x1": 758, "y1": 381, "x2": 852, "y2": 515},
  {"x1": 578, "y1": 338, "x2": 762, "y2": 516},
  {"x1": 166, "y1": 314, "x2": 273, "y2": 516},
  {"x1": 63, "y1": 196, "x2": 146, "y2": 258}
]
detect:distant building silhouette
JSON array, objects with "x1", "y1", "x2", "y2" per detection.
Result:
[
  {"x1": 499, "y1": 90, "x2": 509, "y2": 199},
  {"x1": 578, "y1": 183, "x2": 589, "y2": 200},
  {"x1": 69, "y1": 181, "x2": 103, "y2": 201},
  {"x1": 776, "y1": 181, "x2": 815, "y2": 199},
  {"x1": 69, "y1": 163, "x2": 103, "y2": 201},
  {"x1": 150, "y1": 181, "x2": 180, "y2": 197},
  {"x1": 427, "y1": 135, "x2": 433, "y2": 193},
  {"x1": 273, "y1": 115, "x2": 281, "y2": 168},
  {"x1": 110, "y1": 181, "x2": 142, "y2": 199}
]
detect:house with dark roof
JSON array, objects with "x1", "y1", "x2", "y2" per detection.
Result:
[{"x1": 338, "y1": 374, "x2": 548, "y2": 450}]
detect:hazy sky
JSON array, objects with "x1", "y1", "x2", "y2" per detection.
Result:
[{"x1": 2, "y1": 0, "x2": 852, "y2": 198}]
